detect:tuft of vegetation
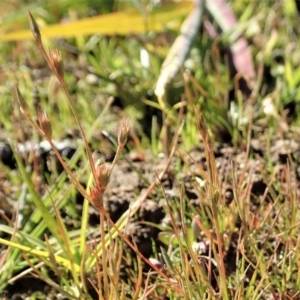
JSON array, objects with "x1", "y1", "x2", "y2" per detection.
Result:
[{"x1": 1, "y1": 0, "x2": 300, "y2": 299}]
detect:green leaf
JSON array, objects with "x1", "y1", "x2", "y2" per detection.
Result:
[
  {"x1": 283, "y1": 0, "x2": 297, "y2": 17},
  {"x1": 158, "y1": 231, "x2": 178, "y2": 247},
  {"x1": 285, "y1": 60, "x2": 294, "y2": 90},
  {"x1": 0, "y1": 238, "x2": 80, "y2": 272},
  {"x1": 8, "y1": 141, "x2": 61, "y2": 241},
  {"x1": 160, "y1": 246, "x2": 174, "y2": 271}
]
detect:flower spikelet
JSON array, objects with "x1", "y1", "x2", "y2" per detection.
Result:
[
  {"x1": 90, "y1": 185, "x2": 106, "y2": 213},
  {"x1": 28, "y1": 11, "x2": 41, "y2": 45},
  {"x1": 118, "y1": 119, "x2": 130, "y2": 148},
  {"x1": 95, "y1": 163, "x2": 111, "y2": 188},
  {"x1": 37, "y1": 110, "x2": 52, "y2": 140},
  {"x1": 14, "y1": 84, "x2": 30, "y2": 119},
  {"x1": 89, "y1": 164, "x2": 111, "y2": 213},
  {"x1": 49, "y1": 49, "x2": 64, "y2": 79}
]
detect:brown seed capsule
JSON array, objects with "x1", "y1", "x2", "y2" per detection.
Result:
[
  {"x1": 49, "y1": 49, "x2": 64, "y2": 79},
  {"x1": 28, "y1": 11, "x2": 42, "y2": 45},
  {"x1": 37, "y1": 110, "x2": 52, "y2": 140},
  {"x1": 14, "y1": 84, "x2": 31, "y2": 119},
  {"x1": 95, "y1": 164, "x2": 111, "y2": 188},
  {"x1": 118, "y1": 119, "x2": 130, "y2": 148},
  {"x1": 89, "y1": 184, "x2": 105, "y2": 213}
]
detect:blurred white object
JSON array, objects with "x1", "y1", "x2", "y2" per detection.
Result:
[{"x1": 140, "y1": 48, "x2": 150, "y2": 69}]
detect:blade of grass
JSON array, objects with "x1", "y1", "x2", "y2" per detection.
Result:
[
  {"x1": 0, "y1": 237, "x2": 80, "y2": 272},
  {"x1": 8, "y1": 140, "x2": 61, "y2": 240},
  {"x1": 0, "y1": 2, "x2": 192, "y2": 41},
  {"x1": 155, "y1": 0, "x2": 203, "y2": 98}
]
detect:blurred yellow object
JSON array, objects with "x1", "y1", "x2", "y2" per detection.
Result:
[{"x1": 0, "y1": 2, "x2": 193, "y2": 41}]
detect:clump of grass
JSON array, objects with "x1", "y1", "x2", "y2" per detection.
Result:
[
  {"x1": 0, "y1": 10, "x2": 185, "y2": 299},
  {"x1": 2, "y1": 1, "x2": 300, "y2": 299},
  {"x1": 1, "y1": 11, "x2": 138, "y2": 299}
]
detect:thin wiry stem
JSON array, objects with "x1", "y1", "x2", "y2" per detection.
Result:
[{"x1": 28, "y1": 11, "x2": 97, "y2": 186}]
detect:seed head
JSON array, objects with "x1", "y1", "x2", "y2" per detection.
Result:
[
  {"x1": 118, "y1": 119, "x2": 130, "y2": 148},
  {"x1": 28, "y1": 11, "x2": 42, "y2": 45},
  {"x1": 37, "y1": 110, "x2": 52, "y2": 140},
  {"x1": 14, "y1": 84, "x2": 30, "y2": 119},
  {"x1": 89, "y1": 185, "x2": 105, "y2": 213},
  {"x1": 95, "y1": 163, "x2": 111, "y2": 188},
  {"x1": 49, "y1": 49, "x2": 64, "y2": 79}
]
